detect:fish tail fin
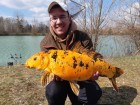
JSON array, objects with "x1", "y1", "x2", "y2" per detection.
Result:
[
  {"x1": 109, "y1": 77, "x2": 119, "y2": 92},
  {"x1": 69, "y1": 81, "x2": 80, "y2": 96},
  {"x1": 109, "y1": 67, "x2": 124, "y2": 92}
]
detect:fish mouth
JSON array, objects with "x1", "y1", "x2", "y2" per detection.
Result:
[
  {"x1": 109, "y1": 77, "x2": 119, "y2": 92},
  {"x1": 25, "y1": 66, "x2": 31, "y2": 68},
  {"x1": 24, "y1": 64, "x2": 32, "y2": 69}
]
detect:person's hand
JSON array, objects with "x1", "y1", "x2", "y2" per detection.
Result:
[{"x1": 91, "y1": 71, "x2": 99, "y2": 80}]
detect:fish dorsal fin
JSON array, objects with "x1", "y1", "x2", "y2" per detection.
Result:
[
  {"x1": 69, "y1": 81, "x2": 79, "y2": 96},
  {"x1": 71, "y1": 41, "x2": 81, "y2": 52}
]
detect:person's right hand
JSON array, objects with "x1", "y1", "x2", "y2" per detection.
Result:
[{"x1": 90, "y1": 71, "x2": 99, "y2": 80}]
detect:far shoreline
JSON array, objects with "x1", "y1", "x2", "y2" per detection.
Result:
[{"x1": 0, "y1": 33, "x2": 47, "y2": 36}]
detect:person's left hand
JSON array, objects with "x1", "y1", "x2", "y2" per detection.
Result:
[{"x1": 91, "y1": 71, "x2": 99, "y2": 80}]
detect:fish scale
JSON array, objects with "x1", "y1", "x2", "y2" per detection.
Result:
[{"x1": 47, "y1": 50, "x2": 94, "y2": 80}]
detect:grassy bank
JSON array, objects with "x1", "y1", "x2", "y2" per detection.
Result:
[{"x1": 0, "y1": 55, "x2": 140, "y2": 105}]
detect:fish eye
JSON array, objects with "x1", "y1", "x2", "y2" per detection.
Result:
[{"x1": 34, "y1": 57, "x2": 37, "y2": 60}]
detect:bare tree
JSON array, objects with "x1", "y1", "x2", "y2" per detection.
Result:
[
  {"x1": 0, "y1": 17, "x2": 5, "y2": 33},
  {"x1": 74, "y1": 0, "x2": 117, "y2": 51},
  {"x1": 116, "y1": 0, "x2": 140, "y2": 53},
  {"x1": 13, "y1": 11, "x2": 25, "y2": 33},
  {"x1": 31, "y1": 18, "x2": 39, "y2": 34},
  {"x1": 4, "y1": 18, "x2": 15, "y2": 33}
]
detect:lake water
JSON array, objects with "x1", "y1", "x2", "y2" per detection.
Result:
[
  {"x1": 95, "y1": 35, "x2": 137, "y2": 57},
  {"x1": 0, "y1": 36, "x2": 43, "y2": 66},
  {"x1": 0, "y1": 35, "x2": 137, "y2": 66}
]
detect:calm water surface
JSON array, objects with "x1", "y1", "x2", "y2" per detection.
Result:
[
  {"x1": 96, "y1": 35, "x2": 137, "y2": 57},
  {"x1": 0, "y1": 35, "x2": 137, "y2": 66},
  {"x1": 0, "y1": 36, "x2": 43, "y2": 66}
]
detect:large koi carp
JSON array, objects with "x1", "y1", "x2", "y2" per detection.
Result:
[{"x1": 25, "y1": 50, "x2": 124, "y2": 95}]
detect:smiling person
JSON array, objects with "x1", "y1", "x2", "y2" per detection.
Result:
[{"x1": 40, "y1": 1, "x2": 102, "y2": 105}]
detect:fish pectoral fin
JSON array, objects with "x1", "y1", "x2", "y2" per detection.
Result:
[
  {"x1": 109, "y1": 77, "x2": 119, "y2": 92},
  {"x1": 41, "y1": 71, "x2": 51, "y2": 86},
  {"x1": 69, "y1": 81, "x2": 80, "y2": 96}
]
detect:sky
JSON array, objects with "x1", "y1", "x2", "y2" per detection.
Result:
[
  {"x1": 0, "y1": 0, "x2": 115, "y2": 23},
  {"x1": 0, "y1": 0, "x2": 139, "y2": 25},
  {"x1": 0, "y1": 0, "x2": 53, "y2": 24}
]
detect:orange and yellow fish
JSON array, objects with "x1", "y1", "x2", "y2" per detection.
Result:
[{"x1": 25, "y1": 50, "x2": 124, "y2": 95}]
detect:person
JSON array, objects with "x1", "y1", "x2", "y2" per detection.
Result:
[{"x1": 40, "y1": 1, "x2": 102, "y2": 105}]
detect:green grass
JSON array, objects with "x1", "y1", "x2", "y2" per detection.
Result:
[{"x1": 0, "y1": 55, "x2": 140, "y2": 105}]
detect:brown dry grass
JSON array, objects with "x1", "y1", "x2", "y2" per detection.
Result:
[
  {"x1": 98, "y1": 55, "x2": 140, "y2": 105},
  {"x1": 0, "y1": 55, "x2": 140, "y2": 105}
]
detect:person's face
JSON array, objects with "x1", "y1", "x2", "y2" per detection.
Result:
[{"x1": 49, "y1": 7, "x2": 71, "y2": 38}]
